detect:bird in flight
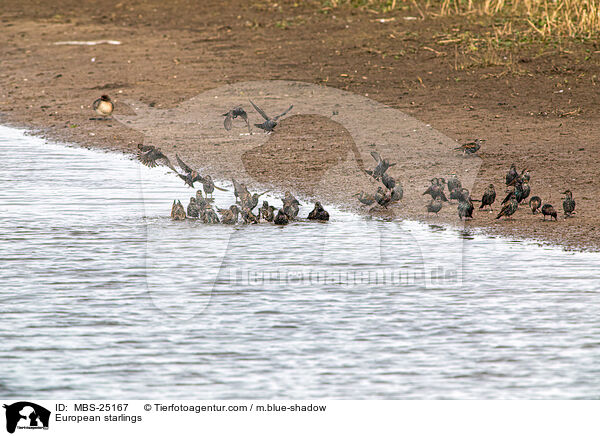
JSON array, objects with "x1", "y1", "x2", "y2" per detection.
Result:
[
  {"x1": 222, "y1": 106, "x2": 251, "y2": 133},
  {"x1": 249, "y1": 100, "x2": 293, "y2": 132}
]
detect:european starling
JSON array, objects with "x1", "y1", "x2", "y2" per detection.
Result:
[
  {"x1": 449, "y1": 187, "x2": 463, "y2": 202},
  {"x1": 282, "y1": 191, "x2": 300, "y2": 219},
  {"x1": 274, "y1": 209, "x2": 289, "y2": 225},
  {"x1": 259, "y1": 201, "x2": 276, "y2": 222},
  {"x1": 170, "y1": 200, "x2": 186, "y2": 221},
  {"x1": 517, "y1": 181, "x2": 530, "y2": 203},
  {"x1": 447, "y1": 174, "x2": 462, "y2": 193},
  {"x1": 354, "y1": 192, "x2": 376, "y2": 206},
  {"x1": 375, "y1": 187, "x2": 393, "y2": 208},
  {"x1": 199, "y1": 174, "x2": 227, "y2": 199},
  {"x1": 480, "y1": 184, "x2": 496, "y2": 210},
  {"x1": 423, "y1": 182, "x2": 448, "y2": 202},
  {"x1": 203, "y1": 204, "x2": 220, "y2": 224},
  {"x1": 249, "y1": 100, "x2": 293, "y2": 132},
  {"x1": 195, "y1": 190, "x2": 207, "y2": 209},
  {"x1": 218, "y1": 205, "x2": 240, "y2": 225},
  {"x1": 187, "y1": 197, "x2": 199, "y2": 218},
  {"x1": 529, "y1": 196, "x2": 541, "y2": 214},
  {"x1": 366, "y1": 151, "x2": 396, "y2": 180},
  {"x1": 307, "y1": 202, "x2": 330, "y2": 221},
  {"x1": 541, "y1": 204, "x2": 557, "y2": 221},
  {"x1": 562, "y1": 190, "x2": 576, "y2": 217},
  {"x1": 426, "y1": 198, "x2": 443, "y2": 215},
  {"x1": 232, "y1": 178, "x2": 249, "y2": 202},
  {"x1": 92, "y1": 94, "x2": 113, "y2": 119},
  {"x1": 457, "y1": 189, "x2": 474, "y2": 220},
  {"x1": 241, "y1": 207, "x2": 260, "y2": 224},
  {"x1": 175, "y1": 153, "x2": 202, "y2": 188},
  {"x1": 381, "y1": 172, "x2": 396, "y2": 190},
  {"x1": 138, "y1": 145, "x2": 176, "y2": 172},
  {"x1": 454, "y1": 139, "x2": 483, "y2": 155},
  {"x1": 390, "y1": 184, "x2": 403, "y2": 202},
  {"x1": 496, "y1": 190, "x2": 518, "y2": 220},
  {"x1": 506, "y1": 164, "x2": 519, "y2": 186},
  {"x1": 223, "y1": 106, "x2": 250, "y2": 133}
]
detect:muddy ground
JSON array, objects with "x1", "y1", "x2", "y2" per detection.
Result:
[{"x1": 1, "y1": 0, "x2": 598, "y2": 250}]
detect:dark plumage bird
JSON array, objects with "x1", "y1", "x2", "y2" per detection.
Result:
[
  {"x1": 366, "y1": 151, "x2": 396, "y2": 181},
  {"x1": 222, "y1": 106, "x2": 250, "y2": 132},
  {"x1": 426, "y1": 198, "x2": 443, "y2": 215},
  {"x1": 447, "y1": 174, "x2": 462, "y2": 193},
  {"x1": 449, "y1": 188, "x2": 463, "y2": 202},
  {"x1": 200, "y1": 174, "x2": 227, "y2": 199},
  {"x1": 506, "y1": 164, "x2": 519, "y2": 186},
  {"x1": 390, "y1": 185, "x2": 403, "y2": 203},
  {"x1": 455, "y1": 139, "x2": 483, "y2": 155},
  {"x1": 496, "y1": 190, "x2": 518, "y2": 220},
  {"x1": 232, "y1": 178, "x2": 248, "y2": 202},
  {"x1": 457, "y1": 189, "x2": 474, "y2": 220},
  {"x1": 187, "y1": 197, "x2": 199, "y2": 218},
  {"x1": 218, "y1": 205, "x2": 240, "y2": 225},
  {"x1": 249, "y1": 100, "x2": 293, "y2": 132},
  {"x1": 175, "y1": 153, "x2": 202, "y2": 188},
  {"x1": 562, "y1": 190, "x2": 576, "y2": 217},
  {"x1": 541, "y1": 204, "x2": 557, "y2": 221},
  {"x1": 354, "y1": 192, "x2": 376, "y2": 206},
  {"x1": 381, "y1": 172, "x2": 396, "y2": 190},
  {"x1": 195, "y1": 190, "x2": 208, "y2": 209},
  {"x1": 518, "y1": 180, "x2": 531, "y2": 203},
  {"x1": 241, "y1": 207, "x2": 260, "y2": 224},
  {"x1": 202, "y1": 204, "x2": 220, "y2": 224},
  {"x1": 170, "y1": 200, "x2": 186, "y2": 221},
  {"x1": 374, "y1": 187, "x2": 393, "y2": 208},
  {"x1": 307, "y1": 202, "x2": 330, "y2": 221},
  {"x1": 259, "y1": 201, "x2": 276, "y2": 222},
  {"x1": 529, "y1": 196, "x2": 542, "y2": 214},
  {"x1": 480, "y1": 184, "x2": 496, "y2": 210},
  {"x1": 92, "y1": 94, "x2": 114, "y2": 119},
  {"x1": 274, "y1": 209, "x2": 289, "y2": 225},
  {"x1": 423, "y1": 181, "x2": 448, "y2": 202},
  {"x1": 138, "y1": 144, "x2": 176, "y2": 172},
  {"x1": 282, "y1": 191, "x2": 300, "y2": 219}
]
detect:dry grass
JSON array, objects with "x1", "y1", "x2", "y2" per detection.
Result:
[{"x1": 320, "y1": 0, "x2": 600, "y2": 38}]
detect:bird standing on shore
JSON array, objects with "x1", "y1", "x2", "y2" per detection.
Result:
[
  {"x1": 562, "y1": 190, "x2": 576, "y2": 217},
  {"x1": 199, "y1": 174, "x2": 227, "y2": 199},
  {"x1": 447, "y1": 174, "x2": 462, "y2": 193},
  {"x1": 541, "y1": 204, "x2": 558, "y2": 221},
  {"x1": 423, "y1": 180, "x2": 448, "y2": 202},
  {"x1": 92, "y1": 95, "x2": 114, "y2": 119},
  {"x1": 506, "y1": 164, "x2": 519, "y2": 186},
  {"x1": 496, "y1": 189, "x2": 518, "y2": 220},
  {"x1": 249, "y1": 100, "x2": 293, "y2": 132},
  {"x1": 223, "y1": 106, "x2": 250, "y2": 133},
  {"x1": 307, "y1": 202, "x2": 330, "y2": 221},
  {"x1": 426, "y1": 198, "x2": 443, "y2": 215},
  {"x1": 529, "y1": 196, "x2": 542, "y2": 214},
  {"x1": 480, "y1": 184, "x2": 496, "y2": 211},
  {"x1": 458, "y1": 189, "x2": 474, "y2": 220},
  {"x1": 455, "y1": 139, "x2": 483, "y2": 155}
]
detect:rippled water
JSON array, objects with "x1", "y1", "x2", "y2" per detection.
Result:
[{"x1": 1, "y1": 125, "x2": 599, "y2": 399}]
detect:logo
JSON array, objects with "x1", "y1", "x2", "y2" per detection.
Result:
[{"x1": 3, "y1": 402, "x2": 50, "y2": 434}]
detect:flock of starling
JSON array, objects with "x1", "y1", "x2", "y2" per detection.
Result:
[
  {"x1": 93, "y1": 96, "x2": 577, "y2": 227},
  {"x1": 421, "y1": 163, "x2": 576, "y2": 222},
  {"x1": 130, "y1": 99, "x2": 328, "y2": 225}
]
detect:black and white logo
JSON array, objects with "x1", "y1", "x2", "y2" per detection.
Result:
[{"x1": 3, "y1": 402, "x2": 50, "y2": 434}]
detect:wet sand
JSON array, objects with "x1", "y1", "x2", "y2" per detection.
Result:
[{"x1": 1, "y1": 0, "x2": 598, "y2": 250}]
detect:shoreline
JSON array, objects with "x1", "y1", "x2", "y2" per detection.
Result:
[
  {"x1": 1, "y1": 120, "x2": 596, "y2": 253},
  {"x1": 1, "y1": 0, "x2": 598, "y2": 252}
]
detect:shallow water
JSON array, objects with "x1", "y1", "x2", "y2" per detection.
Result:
[{"x1": 1, "y1": 126, "x2": 599, "y2": 399}]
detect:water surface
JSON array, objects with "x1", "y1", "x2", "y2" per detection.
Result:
[{"x1": 1, "y1": 126, "x2": 599, "y2": 399}]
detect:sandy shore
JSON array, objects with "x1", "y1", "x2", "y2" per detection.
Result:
[{"x1": 1, "y1": 0, "x2": 598, "y2": 251}]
